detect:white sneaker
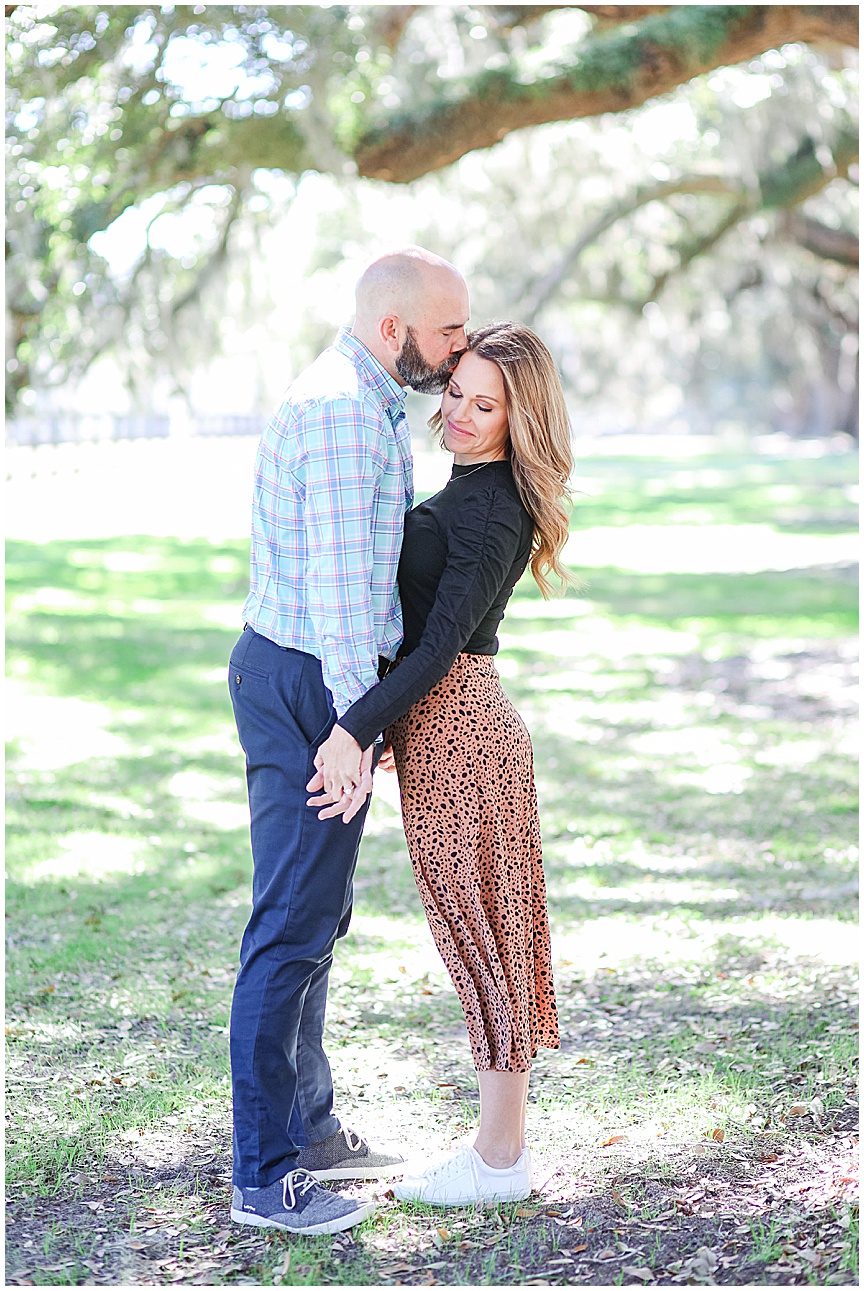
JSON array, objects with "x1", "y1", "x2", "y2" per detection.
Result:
[{"x1": 393, "y1": 1145, "x2": 532, "y2": 1206}]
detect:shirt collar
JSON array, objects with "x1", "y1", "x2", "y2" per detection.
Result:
[{"x1": 333, "y1": 327, "x2": 407, "y2": 413}]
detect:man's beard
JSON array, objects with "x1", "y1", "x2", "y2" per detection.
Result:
[{"x1": 395, "y1": 327, "x2": 459, "y2": 394}]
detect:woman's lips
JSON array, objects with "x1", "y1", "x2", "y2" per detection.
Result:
[{"x1": 447, "y1": 421, "x2": 471, "y2": 438}]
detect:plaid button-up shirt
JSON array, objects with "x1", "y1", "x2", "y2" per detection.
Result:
[{"x1": 242, "y1": 328, "x2": 413, "y2": 717}]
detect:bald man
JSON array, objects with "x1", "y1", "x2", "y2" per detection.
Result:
[{"x1": 228, "y1": 249, "x2": 469, "y2": 1235}]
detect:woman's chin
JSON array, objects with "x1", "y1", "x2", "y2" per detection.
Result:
[{"x1": 444, "y1": 432, "x2": 471, "y2": 454}]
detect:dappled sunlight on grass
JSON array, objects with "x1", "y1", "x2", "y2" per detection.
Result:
[{"x1": 5, "y1": 442, "x2": 858, "y2": 1285}]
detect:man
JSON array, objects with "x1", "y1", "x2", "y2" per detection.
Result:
[{"x1": 228, "y1": 248, "x2": 469, "y2": 1235}]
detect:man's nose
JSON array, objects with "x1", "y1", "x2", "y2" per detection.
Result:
[{"x1": 448, "y1": 329, "x2": 467, "y2": 353}]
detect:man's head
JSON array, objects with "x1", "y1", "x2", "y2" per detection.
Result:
[{"x1": 352, "y1": 248, "x2": 469, "y2": 393}]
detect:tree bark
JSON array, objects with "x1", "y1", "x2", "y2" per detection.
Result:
[{"x1": 355, "y1": 6, "x2": 860, "y2": 182}]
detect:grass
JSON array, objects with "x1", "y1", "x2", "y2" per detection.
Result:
[{"x1": 5, "y1": 439, "x2": 859, "y2": 1286}]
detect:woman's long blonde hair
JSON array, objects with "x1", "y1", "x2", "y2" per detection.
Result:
[{"x1": 429, "y1": 321, "x2": 577, "y2": 598}]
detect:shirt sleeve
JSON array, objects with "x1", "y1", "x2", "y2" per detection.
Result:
[
  {"x1": 298, "y1": 395, "x2": 385, "y2": 717},
  {"x1": 338, "y1": 484, "x2": 527, "y2": 748}
]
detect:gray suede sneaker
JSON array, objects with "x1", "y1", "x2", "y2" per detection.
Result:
[
  {"x1": 297, "y1": 1125, "x2": 406, "y2": 1181},
  {"x1": 231, "y1": 1169, "x2": 375, "y2": 1234}
]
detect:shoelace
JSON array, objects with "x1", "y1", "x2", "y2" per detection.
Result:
[
  {"x1": 282, "y1": 1169, "x2": 318, "y2": 1210},
  {"x1": 421, "y1": 1147, "x2": 472, "y2": 1184},
  {"x1": 341, "y1": 1126, "x2": 363, "y2": 1153}
]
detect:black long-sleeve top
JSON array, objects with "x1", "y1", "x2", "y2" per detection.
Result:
[{"x1": 339, "y1": 459, "x2": 534, "y2": 749}]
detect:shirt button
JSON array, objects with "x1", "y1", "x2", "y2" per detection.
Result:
[{"x1": 235, "y1": 674, "x2": 241, "y2": 684}]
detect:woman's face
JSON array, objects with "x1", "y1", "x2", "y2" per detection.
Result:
[{"x1": 440, "y1": 350, "x2": 509, "y2": 465}]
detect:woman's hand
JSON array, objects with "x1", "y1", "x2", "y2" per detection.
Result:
[
  {"x1": 306, "y1": 726, "x2": 373, "y2": 823},
  {"x1": 308, "y1": 724, "x2": 362, "y2": 802}
]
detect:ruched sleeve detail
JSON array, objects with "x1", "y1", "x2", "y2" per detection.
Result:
[{"x1": 339, "y1": 480, "x2": 528, "y2": 749}]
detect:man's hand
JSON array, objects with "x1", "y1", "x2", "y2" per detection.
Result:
[
  {"x1": 377, "y1": 743, "x2": 396, "y2": 773},
  {"x1": 306, "y1": 732, "x2": 373, "y2": 823}
]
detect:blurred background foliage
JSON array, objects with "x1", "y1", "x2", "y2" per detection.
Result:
[{"x1": 5, "y1": 4, "x2": 858, "y2": 436}]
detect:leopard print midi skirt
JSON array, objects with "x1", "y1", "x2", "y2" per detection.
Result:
[{"x1": 389, "y1": 653, "x2": 559, "y2": 1073}]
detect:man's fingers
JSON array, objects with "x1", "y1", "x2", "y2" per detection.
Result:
[
  {"x1": 341, "y1": 789, "x2": 369, "y2": 823},
  {"x1": 316, "y1": 799, "x2": 353, "y2": 820},
  {"x1": 307, "y1": 790, "x2": 338, "y2": 808}
]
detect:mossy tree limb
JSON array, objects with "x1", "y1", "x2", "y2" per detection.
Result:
[{"x1": 355, "y1": 6, "x2": 860, "y2": 182}]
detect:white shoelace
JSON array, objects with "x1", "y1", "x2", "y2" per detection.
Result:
[
  {"x1": 418, "y1": 1147, "x2": 473, "y2": 1184},
  {"x1": 282, "y1": 1169, "x2": 318, "y2": 1210}
]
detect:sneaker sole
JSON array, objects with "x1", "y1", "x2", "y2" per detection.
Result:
[
  {"x1": 307, "y1": 1162, "x2": 405, "y2": 1181},
  {"x1": 230, "y1": 1200, "x2": 375, "y2": 1235},
  {"x1": 392, "y1": 1184, "x2": 532, "y2": 1206}
]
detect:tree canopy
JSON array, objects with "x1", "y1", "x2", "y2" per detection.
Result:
[{"x1": 5, "y1": 4, "x2": 859, "y2": 420}]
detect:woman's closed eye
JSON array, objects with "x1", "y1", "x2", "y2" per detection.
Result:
[{"x1": 448, "y1": 385, "x2": 492, "y2": 413}]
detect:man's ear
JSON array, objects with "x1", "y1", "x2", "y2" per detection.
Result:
[{"x1": 379, "y1": 313, "x2": 402, "y2": 355}]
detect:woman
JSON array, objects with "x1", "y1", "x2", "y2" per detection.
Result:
[{"x1": 326, "y1": 322, "x2": 575, "y2": 1205}]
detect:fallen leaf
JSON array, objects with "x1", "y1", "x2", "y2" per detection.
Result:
[
  {"x1": 712, "y1": 1128, "x2": 725, "y2": 1142},
  {"x1": 612, "y1": 1186, "x2": 630, "y2": 1209},
  {"x1": 597, "y1": 1246, "x2": 617, "y2": 1259},
  {"x1": 788, "y1": 1104, "x2": 808, "y2": 1116},
  {"x1": 570, "y1": 1243, "x2": 588, "y2": 1254},
  {"x1": 127, "y1": 1241, "x2": 147, "y2": 1251},
  {"x1": 82, "y1": 1200, "x2": 104, "y2": 1211},
  {"x1": 600, "y1": 1134, "x2": 627, "y2": 1147},
  {"x1": 515, "y1": 1208, "x2": 538, "y2": 1218},
  {"x1": 622, "y1": 1267, "x2": 654, "y2": 1282}
]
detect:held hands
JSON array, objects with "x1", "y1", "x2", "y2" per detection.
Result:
[{"x1": 306, "y1": 724, "x2": 373, "y2": 823}]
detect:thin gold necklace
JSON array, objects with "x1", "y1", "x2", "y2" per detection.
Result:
[{"x1": 450, "y1": 460, "x2": 498, "y2": 481}]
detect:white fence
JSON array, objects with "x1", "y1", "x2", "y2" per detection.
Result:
[{"x1": 6, "y1": 413, "x2": 266, "y2": 446}]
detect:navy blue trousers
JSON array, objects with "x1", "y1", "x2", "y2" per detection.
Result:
[{"x1": 228, "y1": 627, "x2": 372, "y2": 1187}]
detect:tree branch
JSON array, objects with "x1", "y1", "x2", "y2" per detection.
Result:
[
  {"x1": 642, "y1": 201, "x2": 750, "y2": 302},
  {"x1": 171, "y1": 182, "x2": 248, "y2": 318},
  {"x1": 578, "y1": 6, "x2": 673, "y2": 25},
  {"x1": 521, "y1": 172, "x2": 747, "y2": 320},
  {"x1": 521, "y1": 128, "x2": 858, "y2": 321},
  {"x1": 355, "y1": 5, "x2": 860, "y2": 182},
  {"x1": 782, "y1": 212, "x2": 859, "y2": 267},
  {"x1": 371, "y1": 5, "x2": 421, "y2": 51}
]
